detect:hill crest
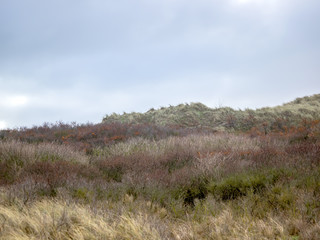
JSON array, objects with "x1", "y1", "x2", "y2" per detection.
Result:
[{"x1": 103, "y1": 94, "x2": 320, "y2": 131}]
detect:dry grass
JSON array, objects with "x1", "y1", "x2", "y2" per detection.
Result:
[
  {"x1": 98, "y1": 133, "x2": 261, "y2": 157},
  {"x1": 1, "y1": 194, "x2": 319, "y2": 240},
  {"x1": 172, "y1": 208, "x2": 288, "y2": 240},
  {"x1": 0, "y1": 198, "x2": 166, "y2": 240}
]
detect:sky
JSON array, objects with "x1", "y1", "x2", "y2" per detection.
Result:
[{"x1": 1, "y1": 0, "x2": 320, "y2": 129}]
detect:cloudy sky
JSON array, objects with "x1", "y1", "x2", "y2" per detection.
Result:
[{"x1": 1, "y1": 0, "x2": 320, "y2": 129}]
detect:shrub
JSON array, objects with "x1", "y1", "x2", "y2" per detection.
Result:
[
  {"x1": 72, "y1": 187, "x2": 91, "y2": 202},
  {"x1": 183, "y1": 180, "x2": 208, "y2": 207},
  {"x1": 266, "y1": 186, "x2": 295, "y2": 211},
  {"x1": 96, "y1": 159, "x2": 124, "y2": 182},
  {"x1": 208, "y1": 170, "x2": 283, "y2": 201}
]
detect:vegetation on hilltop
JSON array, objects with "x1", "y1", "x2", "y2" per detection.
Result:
[{"x1": 103, "y1": 94, "x2": 320, "y2": 132}]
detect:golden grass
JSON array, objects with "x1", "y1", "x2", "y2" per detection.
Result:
[
  {"x1": 171, "y1": 209, "x2": 287, "y2": 240},
  {"x1": 0, "y1": 199, "x2": 163, "y2": 240},
  {"x1": 2, "y1": 196, "x2": 319, "y2": 240}
]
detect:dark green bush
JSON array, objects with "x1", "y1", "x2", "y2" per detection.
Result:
[
  {"x1": 163, "y1": 157, "x2": 193, "y2": 174},
  {"x1": 0, "y1": 163, "x2": 16, "y2": 184},
  {"x1": 210, "y1": 177, "x2": 247, "y2": 200},
  {"x1": 98, "y1": 164, "x2": 124, "y2": 182},
  {"x1": 208, "y1": 169, "x2": 285, "y2": 201},
  {"x1": 182, "y1": 178, "x2": 209, "y2": 207}
]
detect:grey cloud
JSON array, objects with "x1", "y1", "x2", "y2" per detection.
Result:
[{"x1": 0, "y1": 0, "x2": 320, "y2": 128}]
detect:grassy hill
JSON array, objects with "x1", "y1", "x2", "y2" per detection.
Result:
[{"x1": 103, "y1": 94, "x2": 320, "y2": 132}]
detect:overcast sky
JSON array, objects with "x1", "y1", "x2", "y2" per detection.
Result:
[{"x1": 1, "y1": 0, "x2": 320, "y2": 129}]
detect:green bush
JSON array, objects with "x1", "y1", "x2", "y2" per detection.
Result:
[
  {"x1": 210, "y1": 177, "x2": 247, "y2": 200},
  {"x1": 208, "y1": 169, "x2": 284, "y2": 201},
  {"x1": 266, "y1": 186, "x2": 295, "y2": 211},
  {"x1": 72, "y1": 188, "x2": 91, "y2": 201},
  {"x1": 98, "y1": 164, "x2": 124, "y2": 182},
  {"x1": 180, "y1": 177, "x2": 209, "y2": 207}
]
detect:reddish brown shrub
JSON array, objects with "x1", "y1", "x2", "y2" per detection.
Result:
[
  {"x1": 1, "y1": 122, "x2": 212, "y2": 153},
  {"x1": 19, "y1": 161, "x2": 100, "y2": 190}
]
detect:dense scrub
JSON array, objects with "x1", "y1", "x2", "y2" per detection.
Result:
[
  {"x1": 0, "y1": 122, "x2": 210, "y2": 154},
  {"x1": 1, "y1": 96, "x2": 320, "y2": 239},
  {"x1": 0, "y1": 118, "x2": 320, "y2": 239}
]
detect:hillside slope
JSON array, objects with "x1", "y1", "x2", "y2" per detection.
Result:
[{"x1": 103, "y1": 94, "x2": 320, "y2": 132}]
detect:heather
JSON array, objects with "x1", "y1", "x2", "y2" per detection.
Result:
[{"x1": 0, "y1": 95, "x2": 320, "y2": 239}]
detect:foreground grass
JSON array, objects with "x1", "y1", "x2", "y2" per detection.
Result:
[
  {"x1": 1, "y1": 125, "x2": 320, "y2": 239},
  {"x1": 0, "y1": 198, "x2": 164, "y2": 240},
  {"x1": 1, "y1": 187, "x2": 319, "y2": 239}
]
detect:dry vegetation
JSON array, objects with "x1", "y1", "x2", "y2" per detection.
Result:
[{"x1": 1, "y1": 94, "x2": 320, "y2": 239}]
